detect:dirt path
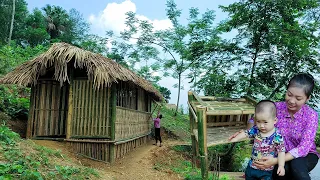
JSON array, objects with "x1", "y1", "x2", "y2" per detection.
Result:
[{"x1": 33, "y1": 139, "x2": 182, "y2": 180}]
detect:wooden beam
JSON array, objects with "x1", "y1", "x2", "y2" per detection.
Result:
[
  {"x1": 188, "y1": 91, "x2": 197, "y2": 168},
  {"x1": 207, "y1": 121, "x2": 245, "y2": 127},
  {"x1": 197, "y1": 105, "x2": 208, "y2": 180}
]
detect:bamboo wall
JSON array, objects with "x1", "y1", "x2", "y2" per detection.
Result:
[
  {"x1": 28, "y1": 80, "x2": 68, "y2": 137},
  {"x1": 115, "y1": 107, "x2": 151, "y2": 141},
  {"x1": 115, "y1": 136, "x2": 147, "y2": 159},
  {"x1": 66, "y1": 135, "x2": 147, "y2": 162},
  {"x1": 66, "y1": 139, "x2": 111, "y2": 162},
  {"x1": 71, "y1": 80, "x2": 111, "y2": 138}
]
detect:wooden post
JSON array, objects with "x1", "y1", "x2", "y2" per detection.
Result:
[
  {"x1": 26, "y1": 86, "x2": 35, "y2": 138},
  {"x1": 197, "y1": 105, "x2": 208, "y2": 180},
  {"x1": 188, "y1": 91, "x2": 197, "y2": 168},
  {"x1": 66, "y1": 69, "x2": 74, "y2": 139},
  {"x1": 109, "y1": 84, "x2": 117, "y2": 163}
]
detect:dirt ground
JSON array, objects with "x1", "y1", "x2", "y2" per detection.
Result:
[{"x1": 33, "y1": 139, "x2": 183, "y2": 180}]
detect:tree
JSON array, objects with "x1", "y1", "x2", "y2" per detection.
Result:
[
  {"x1": 8, "y1": 0, "x2": 15, "y2": 45},
  {"x1": 107, "y1": 0, "x2": 222, "y2": 115},
  {"x1": 0, "y1": 0, "x2": 28, "y2": 45},
  {"x1": 23, "y1": 8, "x2": 50, "y2": 47},
  {"x1": 219, "y1": 0, "x2": 320, "y2": 103}
]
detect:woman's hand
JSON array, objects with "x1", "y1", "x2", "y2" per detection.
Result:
[{"x1": 253, "y1": 156, "x2": 278, "y2": 169}]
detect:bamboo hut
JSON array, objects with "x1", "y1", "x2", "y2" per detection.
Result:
[
  {"x1": 0, "y1": 43, "x2": 162, "y2": 163},
  {"x1": 188, "y1": 91, "x2": 256, "y2": 179}
]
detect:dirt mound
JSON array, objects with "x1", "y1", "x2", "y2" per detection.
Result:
[
  {"x1": 32, "y1": 139, "x2": 181, "y2": 180},
  {"x1": 6, "y1": 118, "x2": 27, "y2": 138}
]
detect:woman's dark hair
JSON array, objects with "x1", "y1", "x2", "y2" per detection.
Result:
[
  {"x1": 287, "y1": 73, "x2": 315, "y2": 97},
  {"x1": 159, "y1": 114, "x2": 163, "y2": 119}
]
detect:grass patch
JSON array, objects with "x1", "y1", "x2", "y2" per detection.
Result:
[
  {"x1": 153, "y1": 105, "x2": 190, "y2": 142},
  {"x1": 0, "y1": 124, "x2": 99, "y2": 180},
  {"x1": 152, "y1": 145, "x2": 235, "y2": 180}
]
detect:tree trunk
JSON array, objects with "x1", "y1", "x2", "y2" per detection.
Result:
[
  {"x1": 174, "y1": 73, "x2": 181, "y2": 116},
  {"x1": 8, "y1": 0, "x2": 15, "y2": 46},
  {"x1": 247, "y1": 49, "x2": 259, "y2": 96}
]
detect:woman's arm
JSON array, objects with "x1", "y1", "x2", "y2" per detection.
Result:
[
  {"x1": 288, "y1": 111, "x2": 318, "y2": 158},
  {"x1": 253, "y1": 152, "x2": 295, "y2": 169}
]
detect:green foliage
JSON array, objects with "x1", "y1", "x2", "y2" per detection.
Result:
[
  {"x1": 217, "y1": 0, "x2": 320, "y2": 104},
  {"x1": 0, "y1": 124, "x2": 20, "y2": 145},
  {"x1": 0, "y1": 124, "x2": 99, "y2": 180},
  {"x1": 155, "y1": 105, "x2": 190, "y2": 141},
  {"x1": 0, "y1": 85, "x2": 30, "y2": 119}
]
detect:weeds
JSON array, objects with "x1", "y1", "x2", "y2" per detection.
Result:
[{"x1": 0, "y1": 124, "x2": 99, "y2": 180}]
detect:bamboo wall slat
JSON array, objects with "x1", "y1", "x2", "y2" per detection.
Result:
[
  {"x1": 31, "y1": 80, "x2": 68, "y2": 137},
  {"x1": 115, "y1": 136, "x2": 147, "y2": 159},
  {"x1": 66, "y1": 135, "x2": 147, "y2": 162},
  {"x1": 67, "y1": 139, "x2": 110, "y2": 162},
  {"x1": 115, "y1": 107, "x2": 151, "y2": 141},
  {"x1": 71, "y1": 80, "x2": 111, "y2": 137}
]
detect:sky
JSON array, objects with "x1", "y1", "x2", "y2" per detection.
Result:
[{"x1": 26, "y1": 0, "x2": 237, "y2": 111}]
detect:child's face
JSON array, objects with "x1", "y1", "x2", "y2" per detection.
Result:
[{"x1": 255, "y1": 112, "x2": 276, "y2": 133}]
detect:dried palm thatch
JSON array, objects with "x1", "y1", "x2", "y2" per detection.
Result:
[{"x1": 0, "y1": 43, "x2": 162, "y2": 101}]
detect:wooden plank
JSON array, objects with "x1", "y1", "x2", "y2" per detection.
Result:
[
  {"x1": 206, "y1": 110, "x2": 245, "y2": 115},
  {"x1": 207, "y1": 121, "x2": 246, "y2": 127}
]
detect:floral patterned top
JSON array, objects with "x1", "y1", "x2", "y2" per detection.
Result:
[
  {"x1": 275, "y1": 102, "x2": 319, "y2": 158},
  {"x1": 245, "y1": 126, "x2": 285, "y2": 171}
]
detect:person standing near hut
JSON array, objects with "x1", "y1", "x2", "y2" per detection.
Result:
[{"x1": 153, "y1": 108, "x2": 162, "y2": 147}]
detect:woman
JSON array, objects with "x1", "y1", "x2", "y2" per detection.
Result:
[
  {"x1": 231, "y1": 73, "x2": 319, "y2": 180},
  {"x1": 153, "y1": 108, "x2": 163, "y2": 147}
]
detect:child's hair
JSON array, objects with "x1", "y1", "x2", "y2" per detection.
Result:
[
  {"x1": 255, "y1": 100, "x2": 276, "y2": 119},
  {"x1": 159, "y1": 114, "x2": 163, "y2": 119},
  {"x1": 287, "y1": 73, "x2": 315, "y2": 97}
]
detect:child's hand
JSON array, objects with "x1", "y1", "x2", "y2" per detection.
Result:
[
  {"x1": 277, "y1": 166, "x2": 285, "y2": 176},
  {"x1": 228, "y1": 130, "x2": 242, "y2": 141}
]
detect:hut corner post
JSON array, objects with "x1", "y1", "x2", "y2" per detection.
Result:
[
  {"x1": 26, "y1": 86, "x2": 35, "y2": 138},
  {"x1": 109, "y1": 84, "x2": 117, "y2": 163},
  {"x1": 188, "y1": 91, "x2": 197, "y2": 168},
  {"x1": 66, "y1": 69, "x2": 74, "y2": 139},
  {"x1": 197, "y1": 105, "x2": 208, "y2": 180}
]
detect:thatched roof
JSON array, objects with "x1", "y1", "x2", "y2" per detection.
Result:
[{"x1": 0, "y1": 43, "x2": 162, "y2": 101}]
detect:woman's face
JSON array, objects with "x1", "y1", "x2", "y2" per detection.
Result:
[{"x1": 285, "y1": 86, "x2": 310, "y2": 114}]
